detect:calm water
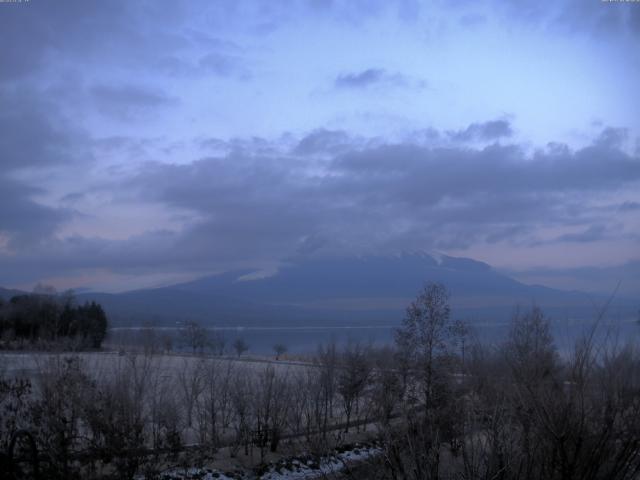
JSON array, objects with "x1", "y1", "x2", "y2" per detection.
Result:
[{"x1": 108, "y1": 318, "x2": 640, "y2": 356}]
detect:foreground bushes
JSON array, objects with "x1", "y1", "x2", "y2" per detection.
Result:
[
  {"x1": 1, "y1": 283, "x2": 639, "y2": 479},
  {"x1": 368, "y1": 286, "x2": 640, "y2": 480},
  {"x1": 1, "y1": 355, "x2": 184, "y2": 480}
]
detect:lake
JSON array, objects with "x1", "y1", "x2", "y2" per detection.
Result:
[{"x1": 107, "y1": 316, "x2": 640, "y2": 356}]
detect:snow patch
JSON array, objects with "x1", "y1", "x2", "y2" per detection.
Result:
[{"x1": 137, "y1": 443, "x2": 381, "y2": 480}]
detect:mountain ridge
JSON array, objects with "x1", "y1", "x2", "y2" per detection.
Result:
[{"x1": 2, "y1": 253, "x2": 636, "y2": 327}]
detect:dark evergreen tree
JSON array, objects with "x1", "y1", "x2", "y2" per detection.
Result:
[{"x1": 0, "y1": 294, "x2": 108, "y2": 349}]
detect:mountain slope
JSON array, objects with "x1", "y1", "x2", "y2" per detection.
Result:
[{"x1": 76, "y1": 253, "x2": 636, "y2": 327}]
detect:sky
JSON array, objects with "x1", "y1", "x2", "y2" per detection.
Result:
[{"x1": 0, "y1": 0, "x2": 639, "y2": 295}]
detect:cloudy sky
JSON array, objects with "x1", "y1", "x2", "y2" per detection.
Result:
[{"x1": 0, "y1": 0, "x2": 639, "y2": 294}]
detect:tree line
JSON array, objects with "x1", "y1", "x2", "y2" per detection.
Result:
[{"x1": 0, "y1": 293, "x2": 108, "y2": 350}]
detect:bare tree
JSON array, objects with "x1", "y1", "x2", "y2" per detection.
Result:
[
  {"x1": 180, "y1": 320, "x2": 208, "y2": 354},
  {"x1": 233, "y1": 337, "x2": 249, "y2": 357},
  {"x1": 288, "y1": 370, "x2": 310, "y2": 438},
  {"x1": 504, "y1": 305, "x2": 558, "y2": 386},
  {"x1": 315, "y1": 341, "x2": 339, "y2": 443},
  {"x1": 495, "y1": 306, "x2": 640, "y2": 480},
  {"x1": 85, "y1": 359, "x2": 148, "y2": 479},
  {"x1": 450, "y1": 318, "x2": 470, "y2": 373},
  {"x1": 140, "y1": 323, "x2": 159, "y2": 355},
  {"x1": 273, "y1": 343, "x2": 287, "y2": 360},
  {"x1": 252, "y1": 365, "x2": 292, "y2": 461},
  {"x1": 176, "y1": 358, "x2": 206, "y2": 429},
  {"x1": 378, "y1": 283, "x2": 463, "y2": 480},
  {"x1": 229, "y1": 369, "x2": 252, "y2": 457},
  {"x1": 337, "y1": 341, "x2": 371, "y2": 432},
  {"x1": 30, "y1": 355, "x2": 94, "y2": 479},
  {"x1": 161, "y1": 332, "x2": 173, "y2": 353},
  {"x1": 196, "y1": 359, "x2": 235, "y2": 449},
  {"x1": 370, "y1": 350, "x2": 403, "y2": 427},
  {"x1": 395, "y1": 282, "x2": 456, "y2": 410},
  {"x1": 210, "y1": 330, "x2": 226, "y2": 356}
]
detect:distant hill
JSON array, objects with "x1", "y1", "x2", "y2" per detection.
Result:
[
  {"x1": 0, "y1": 287, "x2": 24, "y2": 301},
  {"x1": 72, "y1": 253, "x2": 637, "y2": 327}
]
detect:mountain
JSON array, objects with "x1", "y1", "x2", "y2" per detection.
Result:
[{"x1": 75, "y1": 253, "x2": 637, "y2": 327}]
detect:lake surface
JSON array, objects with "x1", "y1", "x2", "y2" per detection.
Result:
[{"x1": 108, "y1": 317, "x2": 640, "y2": 356}]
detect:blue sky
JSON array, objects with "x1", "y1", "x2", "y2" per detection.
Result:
[{"x1": 0, "y1": 0, "x2": 639, "y2": 294}]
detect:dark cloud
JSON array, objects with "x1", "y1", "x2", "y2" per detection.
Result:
[
  {"x1": 0, "y1": 177, "x2": 72, "y2": 248},
  {"x1": 91, "y1": 85, "x2": 175, "y2": 120},
  {"x1": 198, "y1": 52, "x2": 250, "y2": 79},
  {"x1": 0, "y1": 88, "x2": 84, "y2": 248},
  {"x1": 334, "y1": 68, "x2": 411, "y2": 89},
  {"x1": 333, "y1": 140, "x2": 640, "y2": 197},
  {"x1": 336, "y1": 69, "x2": 387, "y2": 88},
  {"x1": 447, "y1": 119, "x2": 513, "y2": 142},
  {"x1": 0, "y1": 88, "x2": 80, "y2": 169},
  {"x1": 111, "y1": 126, "x2": 638, "y2": 266},
  {"x1": 0, "y1": 231, "x2": 182, "y2": 284}
]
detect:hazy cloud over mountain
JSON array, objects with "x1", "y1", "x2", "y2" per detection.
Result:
[{"x1": 0, "y1": 0, "x2": 638, "y2": 293}]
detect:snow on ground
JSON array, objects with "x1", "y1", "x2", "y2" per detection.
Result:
[
  {"x1": 134, "y1": 443, "x2": 381, "y2": 480},
  {"x1": 260, "y1": 444, "x2": 381, "y2": 479}
]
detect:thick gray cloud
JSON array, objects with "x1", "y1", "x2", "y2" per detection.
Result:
[
  {"x1": 1, "y1": 122, "x2": 638, "y2": 287},
  {"x1": 0, "y1": 89, "x2": 79, "y2": 169},
  {"x1": 0, "y1": 177, "x2": 72, "y2": 247},
  {"x1": 109, "y1": 127, "x2": 639, "y2": 263},
  {"x1": 332, "y1": 141, "x2": 640, "y2": 198},
  {"x1": 0, "y1": 88, "x2": 82, "y2": 247}
]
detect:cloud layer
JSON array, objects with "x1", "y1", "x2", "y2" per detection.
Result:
[{"x1": 2, "y1": 121, "x2": 638, "y2": 292}]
